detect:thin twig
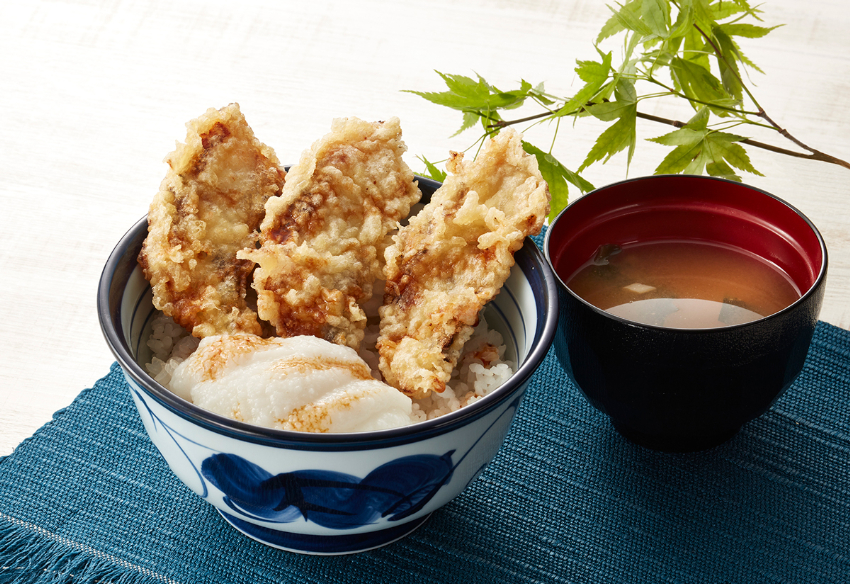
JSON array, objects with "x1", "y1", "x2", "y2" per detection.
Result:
[{"x1": 487, "y1": 111, "x2": 552, "y2": 126}]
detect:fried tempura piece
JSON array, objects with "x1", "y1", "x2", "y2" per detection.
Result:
[
  {"x1": 238, "y1": 117, "x2": 421, "y2": 349},
  {"x1": 138, "y1": 104, "x2": 286, "y2": 338},
  {"x1": 378, "y1": 130, "x2": 550, "y2": 399}
]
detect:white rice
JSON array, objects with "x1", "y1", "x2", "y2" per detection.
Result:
[
  {"x1": 144, "y1": 316, "x2": 199, "y2": 387},
  {"x1": 409, "y1": 318, "x2": 514, "y2": 422},
  {"x1": 145, "y1": 290, "x2": 515, "y2": 424}
]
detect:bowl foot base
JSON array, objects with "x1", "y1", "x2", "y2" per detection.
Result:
[
  {"x1": 217, "y1": 509, "x2": 431, "y2": 555},
  {"x1": 611, "y1": 421, "x2": 740, "y2": 452}
]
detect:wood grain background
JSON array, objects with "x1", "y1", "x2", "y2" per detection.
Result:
[{"x1": 1, "y1": 0, "x2": 848, "y2": 455}]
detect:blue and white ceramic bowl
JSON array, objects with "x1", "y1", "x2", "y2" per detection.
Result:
[{"x1": 98, "y1": 177, "x2": 558, "y2": 554}]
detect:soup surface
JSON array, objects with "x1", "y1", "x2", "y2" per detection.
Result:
[{"x1": 566, "y1": 240, "x2": 801, "y2": 329}]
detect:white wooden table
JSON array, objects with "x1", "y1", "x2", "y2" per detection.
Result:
[{"x1": 1, "y1": 0, "x2": 848, "y2": 456}]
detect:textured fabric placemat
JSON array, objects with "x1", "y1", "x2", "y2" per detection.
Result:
[{"x1": 1, "y1": 321, "x2": 848, "y2": 584}]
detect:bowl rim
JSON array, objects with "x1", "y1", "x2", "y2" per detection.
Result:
[
  {"x1": 98, "y1": 177, "x2": 560, "y2": 449},
  {"x1": 544, "y1": 174, "x2": 828, "y2": 334}
]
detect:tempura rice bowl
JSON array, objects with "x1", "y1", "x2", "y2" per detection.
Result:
[{"x1": 98, "y1": 179, "x2": 559, "y2": 554}]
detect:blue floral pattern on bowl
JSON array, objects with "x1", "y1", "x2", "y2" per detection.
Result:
[{"x1": 201, "y1": 451, "x2": 456, "y2": 529}]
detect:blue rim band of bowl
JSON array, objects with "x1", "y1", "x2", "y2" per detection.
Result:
[
  {"x1": 216, "y1": 508, "x2": 432, "y2": 554},
  {"x1": 98, "y1": 177, "x2": 560, "y2": 450},
  {"x1": 544, "y1": 174, "x2": 828, "y2": 335}
]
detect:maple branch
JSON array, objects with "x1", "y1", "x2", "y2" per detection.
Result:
[
  {"x1": 638, "y1": 112, "x2": 850, "y2": 169},
  {"x1": 486, "y1": 111, "x2": 552, "y2": 126},
  {"x1": 482, "y1": 8, "x2": 850, "y2": 173},
  {"x1": 488, "y1": 108, "x2": 850, "y2": 170},
  {"x1": 644, "y1": 9, "x2": 845, "y2": 169},
  {"x1": 686, "y1": 21, "x2": 850, "y2": 170},
  {"x1": 756, "y1": 109, "x2": 822, "y2": 155},
  {"x1": 644, "y1": 26, "x2": 848, "y2": 170}
]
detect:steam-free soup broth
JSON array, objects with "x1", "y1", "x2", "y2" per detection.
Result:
[{"x1": 566, "y1": 240, "x2": 801, "y2": 329}]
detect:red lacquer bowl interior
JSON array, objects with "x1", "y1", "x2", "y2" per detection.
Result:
[{"x1": 547, "y1": 175, "x2": 825, "y2": 296}]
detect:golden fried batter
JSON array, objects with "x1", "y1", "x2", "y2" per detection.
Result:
[
  {"x1": 138, "y1": 104, "x2": 286, "y2": 338},
  {"x1": 238, "y1": 117, "x2": 421, "y2": 349},
  {"x1": 377, "y1": 130, "x2": 550, "y2": 399}
]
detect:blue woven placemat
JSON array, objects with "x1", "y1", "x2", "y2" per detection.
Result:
[{"x1": 1, "y1": 321, "x2": 848, "y2": 583}]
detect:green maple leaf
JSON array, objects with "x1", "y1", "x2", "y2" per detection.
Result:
[
  {"x1": 580, "y1": 114, "x2": 638, "y2": 172},
  {"x1": 452, "y1": 111, "x2": 480, "y2": 137},
  {"x1": 649, "y1": 108, "x2": 763, "y2": 178},
  {"x1": 522, "y1": 142, "x2": 594, "y2": 221},
  {"x1": 585, "y1": 100, "x2": 632, "y2": 122},
  {"x1": 499, "y1": 80, "x2": 534, "y2": 110},
  {"x1": 651, "y1": 127, "x2": 709, "y2": 147},
  {"x1": 650, "y1": 111, "x2": 707, "y2": 173},
  {"x1": 598, "y1": 0, "x2": 644, "y2": 43},
  {"x1": 712, "y1": 25, "x2": 744, "y2": 101},
  {"x1": 404, "y1": 73, "x2": 486, "y2": 110},
  {"x1": 669, "y1": 57, "x2": 738, "y2": 114},
  {"x1": 555, "y1": 49, "x2": 613, "y2": 117},
  {"x1": 654, "y1": 142, "x2": 704, "y2": 174},
  {"x1": 404, "y1": 72, "x2": 531, "y2": 113},
  {"x1": 721, "y1": 23, "x2": 782, "y2": 39},
  {"x1": 669, "y1": 2, "x2": 695, "y2": 39},
  {"x1": 644, "y1": 4, "x2": 692, "y2": 71},
  {"x1": 686, "y1": 148, "x2": 717, "y2": 175},
  {"x1": 708, "y1": 1, "x2": 744, "y2": 20},
  {"x1": 704, "y1": 134, "x2": 762, "y2": 176},
  {"x1": 729, "y1": 37, "x2": 764, "y2": 74},
  {"x1": 610, "y1": 1, "x2": 654, "y2": 36},
  {"x1": 705, "y1": 159, "x2": 739, "y2": 180},
  {"x1": 682, "y1": 22, "x2": 711, "y2": 71},
  {"x1": 418, "y1": 156, "x2": 447, "y2": 182},
  {"x1": 406, "y1": 73, "x2": 538, "y2": 141},
  {"x1": 579, "y1": 79, "x2": 638, "y2": 172},
  {"x1": 710, "y1": 0, "x2": 765, "y2": 22},
  {"x1": 714, "y1": 22, "x2": 778, "y2": 76},
  {"x1": 692, "y1": 0, "x2": 719, "y2": 29},
  {"x1": 531, "y1": 82, "x2": 556, "y2": 106},
  {"x1": 642, "y1": 0, "x2": 671, "y2": 38},
  {"x1": 438, "y1": 72, "x2": 490, "y2": 102}
]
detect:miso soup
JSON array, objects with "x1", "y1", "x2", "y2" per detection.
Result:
[{"x1": 566, "y1": 240, "x2": 801, "y2": 329}]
